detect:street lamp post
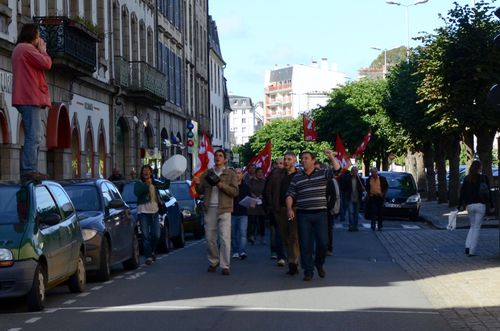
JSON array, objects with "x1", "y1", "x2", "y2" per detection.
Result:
[
  {"x1": 386, "y1": 0, "x2": 429, "y2": 62},
  {"x1": 370, "y1": 47, "x2": 387, "y2": 78}
]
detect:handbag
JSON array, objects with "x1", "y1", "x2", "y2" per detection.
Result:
[{"x1": 205, "y1": 170, "x2": 221, "y2": 186}]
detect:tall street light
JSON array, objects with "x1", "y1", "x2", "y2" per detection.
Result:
[
  {"x1": 386, "y1": 0, "x2": 429, "y2": 61},
  {"x1": 370, "y1": 47, "x2": 387, "y2": 78}
]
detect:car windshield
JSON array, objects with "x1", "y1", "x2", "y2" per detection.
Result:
[
  {"x1": 0, "y1": 186, "x2": 27, "y2": 224},
  {"x1": 169, "y1": 183, "x2": 192, "y2": 200},
  {"x1": 64, "y1": 185, "x2": 101, "y2": 212},
  {"x1": 385, "y1": 174, "x2": 416, "y2": 193}
]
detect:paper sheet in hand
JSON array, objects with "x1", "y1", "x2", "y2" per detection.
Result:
[{"x1": 238, "y1": 196, "x2": 261, "y2": 208}]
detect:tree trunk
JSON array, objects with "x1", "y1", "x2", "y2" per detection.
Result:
[
  {"x1": 435, "y1": 139, "x2": 447, "y2": 203},
  {"x1": 415, "y1": 151, "x2": 426, "y2": 199},
  {"x1": 462, "y1": 130, "x2": 474, "y2": 172},
  {"x1": 447, "y1": 135, "x2": 461, "y2": 207},
  {"x1": 362, "y1": 157, "x2": 370, "y2": 177},
  {"x1": 476, "y1": 128, "x2": 495, "y2": 179},
  {"x1": 406, "y1": 149, "x2": 416, "y2": 179},
  {"x1": 423, "y1": 141, "x2": 436, "y2": 201}
]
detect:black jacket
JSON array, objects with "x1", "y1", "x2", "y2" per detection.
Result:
[
  {"x1": 459, "y1": 174, "x2": 493, "y2": 209},
  {"x1": 340, "y1": 171, "x2": 365, "y2": 202}
]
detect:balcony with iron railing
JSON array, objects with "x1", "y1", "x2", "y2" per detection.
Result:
[
  {"x1": 34, "y1": 16, "x2": 98, "y2": 76},
  {"x1": 126, "y1": 61, "x2": 167, "y2": 105},
  {"x1": 113, "y1": 56, "x2": 130, "y2": 88}
]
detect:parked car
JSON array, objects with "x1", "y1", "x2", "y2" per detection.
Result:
[
  {"x1": 0, "y1": 180, "x2": 86, "y2": 311},
  {"x1": 169, "y1": 180, "x2": 204, "y2": 239},
  {"x1": 379, "y1": 171, "x2": 421, "y2": 221},
  {"x1": 115, "y1": 180, "x2": 185, "y2": 251},
  {"x1": 59, "y1": 179, "x2": 140, "y2": 281}
]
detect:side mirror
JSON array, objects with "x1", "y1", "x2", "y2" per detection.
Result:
[
  {"x1": 39, "y1": 212, "x2": 61, "y2": 227},
  {"x1": 108, "y1": 199, "x2": 125, "y2": 209}
]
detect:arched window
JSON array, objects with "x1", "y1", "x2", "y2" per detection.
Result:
[
  {"x1": 47, "y1": 0, "x2": 57, "y2": 16},
  {"x1": 130, "y1": 14, "x2": 138, "y2": 61},
  {"x1": 121, "y1": 5, "x2": 130, "y2": 60},
  {"x1": 71, "y1": 128, "x2": 81, "y2": 178},
  {"x1": 70, "y1": 0, "x2": 79, "y2": 18},
  {"x1": 144, "y1": 125, "x2": 154, "y2": 149},
  {"x1": 85, "y1": 126, "x2": 94, "y2": 178},
  {"x1": 98, "y1": 126, "x2": 106, "y2": 178},
  {"x1": 147, "y1": 27, "x2": 154, "y2": 65},
  {"x1": 160, "y1": 128, "x2": 169, "y2": 162},
  {"x1": 112, "y1": 1, "x2": 120, "y2": 57},
  {"x1": 139, "y1": 20, "x2": 146, "y2": 62},
  {"x1": 84, "y1": 0, "x2": 92, "y2": 23},
  {"x1": 97, "y1": 0, "x2": 106, "y2": 70}
]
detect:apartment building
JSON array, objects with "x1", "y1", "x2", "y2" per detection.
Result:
[
  {"x1": 229, "y1": 95, "x2": 263, "y2": 147},
  {"x1": 0, "y1": 0, "x2": 216, "y2": 180},
  {"x1": 263, "y1": 58, "x2": 346, "y2": 124}
]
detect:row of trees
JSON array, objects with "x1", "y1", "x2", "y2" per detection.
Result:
[{"x1": 235, "y1": 1, "x2": 500, "y2": 206}]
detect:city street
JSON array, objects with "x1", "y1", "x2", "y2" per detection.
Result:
[{"x1": 1, "y1": 217, "x2": 453, "y2": 331}]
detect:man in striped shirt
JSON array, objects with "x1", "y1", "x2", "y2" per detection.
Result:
[{"x1": 286, "y1": 150, "x2": 340, "y2": 281}]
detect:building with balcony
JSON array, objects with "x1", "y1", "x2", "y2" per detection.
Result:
[
  {"x1": 0, "y1": 0, "x2": 217, "y2": 181},
  {"x1": 229, "y1": 95, "x2": 263, "y2": 147},
  {"x1": 263, "y1": 58, "x2": 346, "y2": 123}
]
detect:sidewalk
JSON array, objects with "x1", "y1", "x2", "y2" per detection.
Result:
[
  {"x1": 377, "y1": 201, "x2": 500, "y2": 330},
  {"x1": 420, "y1": 200, "x2": 498, "y2": 229}
]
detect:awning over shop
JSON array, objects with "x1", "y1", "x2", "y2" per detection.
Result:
[{"x1": 47, "y1": 102, "x2": 71, "y2": 149}]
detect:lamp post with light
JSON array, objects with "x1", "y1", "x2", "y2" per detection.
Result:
[
  {"x1": 386, "y1": 0, "x2": 429, "y2": 62},
  {"x1": 370, "y1": 47, "x2": 387, "y2": 78}
]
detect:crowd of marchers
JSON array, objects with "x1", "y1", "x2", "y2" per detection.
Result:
[{"x1": 191, "y1": 148, "x2": 395, "y2": 281}]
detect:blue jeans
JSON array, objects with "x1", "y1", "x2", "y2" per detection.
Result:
[
  {"x1": 16, "y1": 105, "x2": 42, "y2": 175},
  {"x1": 138, "y1": 213, "x2": 160, "y2": 259},
  {"x1": 297, "y1": 210, "x2": 328, "y2": 277},
  {"x1": 231, "y1": 214, "x2": 248, "y2": 255},
  {"x1": 347, "y1": 201, "x2": 360, "y2": 228}
]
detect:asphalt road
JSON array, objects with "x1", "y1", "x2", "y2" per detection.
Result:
[{"x1": 1, "y1": 218, "x2": 451, "y2": 331}]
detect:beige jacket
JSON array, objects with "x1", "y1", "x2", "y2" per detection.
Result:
[{"x1": 195, "y1": 167, "x2": 239, "y2": 215}]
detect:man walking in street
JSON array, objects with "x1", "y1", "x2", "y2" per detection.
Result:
[
  {"x1": 340, "y1": 166, "x2": 365, "y2": 231},
  {"x1": 286, "y1": 150, "x2": 340, "y2": 281},
  {"x1": 265, "y1": 152, "x2": 298, "y2": 274},
  {"x1": 365, "y1": 167, "x2": 388, "y2": 231},
  {"x1": 231, "y1": 167, "x2": 250, "y2": 260},
  {"x1": 193, "y1": 149, "x2": 239, "y2": 275}
]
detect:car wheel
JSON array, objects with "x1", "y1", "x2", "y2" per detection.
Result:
[
  {"x1": 172, "y1": 221, "x2": 185, "y2": 248},
  {"x1": 123, "y1": 234, "x2": 140, "y2": 270},
  {"x1": 156, "y1": 222, "x2": 171, "y2": 254},
  {"x1": 96, "y1": 239, "x2": 111, "y2": 282},
  {"x1": 27, "y1": 263, "x2": 46, "y2": 311},
  {"x1": 68, "y1": 252, "x2": 86, "y2": 293}
]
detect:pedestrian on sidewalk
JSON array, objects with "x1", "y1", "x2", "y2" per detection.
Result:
[
  {"x1": 340, "y1": 166, "x2": 366, "y2": 231},
  {"x1": 134, "y1": 165, "x2": 169, "y2": 265},
  {"x1": 193, "y1": 149, "x2": 239, "y2": 275},
  {"x1": 365, "y1": 167, "x2": 388, "y2": 231},
  {"x1": 12, "y1": 24, "x2": 52, "y2": 181},
  {"x1": 458, "y1": 160, "x2": 495, "y2": 257},
  {"x1": 286, "y1": 150, "x2": 340, "y2": 281},
  {"x1": 266, "y1": 157, "x2": 285, "y2": 263},
  {"x1": 264, "y1": 152, "x2": 297, "y2": 273},
  {"x1": 231, "y1": 168, "x2": 250, "y2": 260}
]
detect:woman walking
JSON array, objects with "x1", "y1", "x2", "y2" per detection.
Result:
[{"x1": 458, "y1": 160, "x2": 494, "y2": 257}]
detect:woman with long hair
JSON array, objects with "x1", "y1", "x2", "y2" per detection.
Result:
[{"x1": 458, "y1": 160, "x2": 494, "y2": 257}]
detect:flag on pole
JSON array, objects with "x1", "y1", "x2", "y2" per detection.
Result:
[
  {"x1": 351, "y1": 129, "x2": 372, "y2": 159},
  {"x1": 189, "y1": 131, "x2": 214, "y2": 198},
  {"x1": 247, "y1": 141, "x2": 273, "y2": 176},
  {"x1": 303, "y1": 114, "x2": 317, "y2": 141},
  {"x1": 335, "y1": 134, "x2": 352, "y2": 169}
]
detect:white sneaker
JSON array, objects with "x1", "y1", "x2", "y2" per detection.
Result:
[
  {"x1": 232, "y1": 253, "x2": 240, "y2": 259},
  {"x1": 277, "y1": 259, "x2": 285, "y2": 267}
]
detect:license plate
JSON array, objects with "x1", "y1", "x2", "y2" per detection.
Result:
[{"x1": 384, "y1": 203, "x2": 401, "y2": 208}]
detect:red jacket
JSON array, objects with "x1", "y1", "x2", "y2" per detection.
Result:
[{"x1": 12, "y1": 43, "x2": 52, "y2": 107}]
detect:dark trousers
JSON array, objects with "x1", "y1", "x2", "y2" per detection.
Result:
[
  {"x1": 327, "y1": 214, "x2": 334, "y2": 252},
  {"x1": 248, "y1": 214, "x2": 266, "y2": 238},
  {"x1": 367, "y1": 196, "x2": 384, "y2": 229},
  {"x1": 297, "y1": 210, "x2": 328, "y2": 277}
]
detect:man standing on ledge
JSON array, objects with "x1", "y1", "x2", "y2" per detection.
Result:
[
  {"x1": 286, "y1": 149, "x2": 340, "y2": 281},
  {"x1": 193, "y1": 149, "x2": 239, "y2": 276},
  {"x1": 12, "y1": 24, "x2": 52, "y2": 181}
]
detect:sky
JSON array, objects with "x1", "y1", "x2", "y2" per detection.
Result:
[{"x1": 210, "y1": 0, "x2": 483, "y2": 103}]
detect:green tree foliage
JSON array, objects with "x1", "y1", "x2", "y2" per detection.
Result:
[
  {"x1": 313, "y1": 79, "x2": 395, "y2": 166},
  {"x1": 370, "y1": 46, "x2": 407, "y2": 70},
  {"x1": 238, "y1": 118, "x2": 331, "y2": 165}
]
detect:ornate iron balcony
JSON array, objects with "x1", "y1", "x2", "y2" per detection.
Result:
[
  {"x1": 127, "y1": 61, "x2": 167, "y2": 105},
  {"x1": 34, "y1": 16, "x2": 98, "y2": 75},
  {"x1": 114, "y1": 56, "x2": 130, "y2": 88}
]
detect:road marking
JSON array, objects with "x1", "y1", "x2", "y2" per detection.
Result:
[
  {"x1": 114, "y1": 275, "x2": 124, "y2": 279},
  {"x1": 63, "y1": 300, "x2": 76, "y2": 305},
  {"x1": 125, "y1": 271, "x2": 147, "y2": 280},
  {"x1": 25, "y1": 317, "x2": 41, "y2": 324},
  {"x1": 54, "y1": 305, "x2": 439, "y2": 315},
  {"x1": 334, "y1": 223, "x2": 343, "y2": 229},
  {"x1": 103, "y1": 280, "x2": 114, "y2": 285},
  {"x1": 44, "y1": 308, "x2": 59, "y2": 313},
  {"x1": 125, "y1": 271, "x2": 133, "y2": 275},
  {"x1": 8, "y1": 328, "x2": 22, "y2": 331},
  {"x1": 91, "y1": 286, "x2": 103, "y2": 291},
  {"x1": 77, "y1": 292, "x2": 90, "y2": 297},
  {"x1": 401, "y1": 224, "x2": 421, "y2": 229},
  {"x1": 362, "y1": 224, "x2": 371, "y2": 229}
]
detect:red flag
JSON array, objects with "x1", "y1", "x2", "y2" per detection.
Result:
[
  {"x1": 189, "y1": 131, "x2": 214, "y2": 198},
  {"x1": 335, "y1": 134, "x2": 352, "y2": 169},
  {"x1": 247, "y1": 141, "x2": 272, "y2": 176},
  {"x1": 303, "y1": 115, "x2": 317, "y2": 141},
  {"x1": 351, "y1": 129, "x2": 372, "y2": 158}
]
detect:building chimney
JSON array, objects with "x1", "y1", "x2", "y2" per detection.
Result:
[
  {"x1": 320, "y1": 58, "x2": 328, "y2": 71},
  {"x1": 311, "y1": 60, "x2": 319, "y2": 68}
]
